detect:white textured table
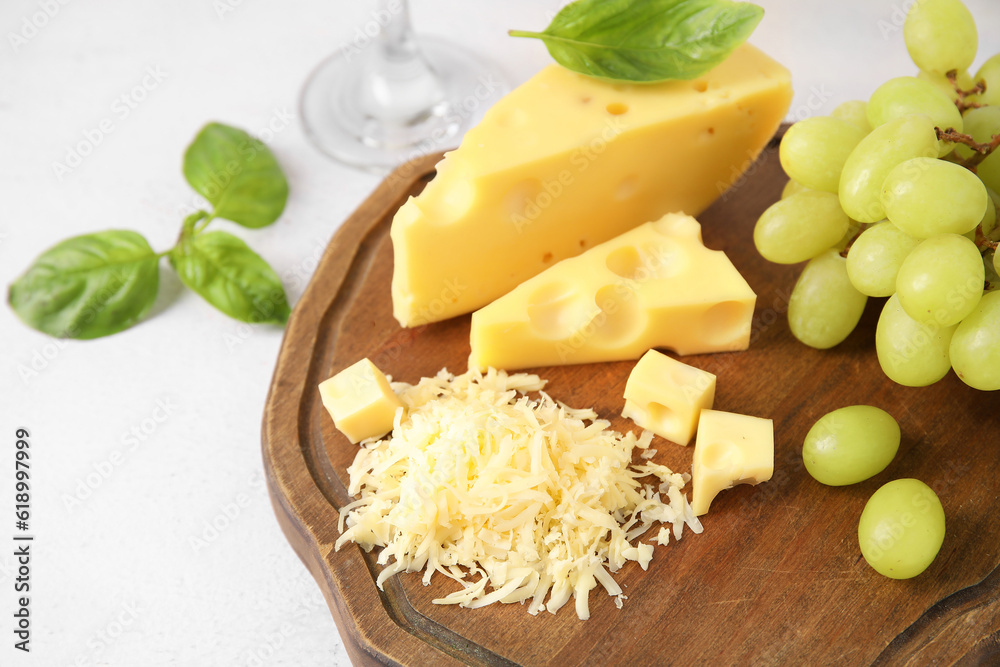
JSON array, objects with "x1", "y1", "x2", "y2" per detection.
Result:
[{"x1": 2, "y1": 1, "x2": 997, "y2": 664}]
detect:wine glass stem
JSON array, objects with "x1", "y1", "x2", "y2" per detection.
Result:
[
  {"x1": 360, "y1": 0, "x2": 444, "y2": 123},
  {"x1": 378, "y1": 0, "x2": 416, "y2": 59}
]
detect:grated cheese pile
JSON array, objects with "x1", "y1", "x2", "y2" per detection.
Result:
[{"x1": 335, "y1": 367, "x2": 703, "y2": 620}]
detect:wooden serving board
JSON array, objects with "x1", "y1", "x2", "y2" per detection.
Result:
[{"x1": 262, "y1": 130, "x2": 1000, "y2": 666}]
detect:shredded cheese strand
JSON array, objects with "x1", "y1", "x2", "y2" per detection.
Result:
[{"x1": 335, "y1": 368, "x2": 703, "y2": 620}]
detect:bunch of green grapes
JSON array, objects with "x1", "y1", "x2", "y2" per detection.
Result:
[{"x1": 755, "y1": 0, "x2": 1000, "y2": 391}]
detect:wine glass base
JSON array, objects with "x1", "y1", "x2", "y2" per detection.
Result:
[{"x1": 300, "y1": 37, "x2": 510, "y2": 172}]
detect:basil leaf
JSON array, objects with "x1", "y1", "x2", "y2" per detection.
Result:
[
  {"x1": 183, "y1": 122, "x2": 288, "y2": 229},
  {"x1": 510, "y1": 0, "x2": 764, "y2": 83},
  {"x1": 8, "y1": 230, "x2": 160, "y2": 339},
  {"x1": 169, "y1": 230, "x2": 289, "y2": 324}
]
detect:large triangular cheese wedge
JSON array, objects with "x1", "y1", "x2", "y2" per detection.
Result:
[
  {"x1": 391, "y1": 44, "x2": 790, "y2": 327},
  {"x1": 468, "y1": 213, "x2": 755, "y2": 371}
]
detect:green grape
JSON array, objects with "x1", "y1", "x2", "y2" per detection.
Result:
[
  {"x1": 985, "y1": 189, "x2": 1000, "y2": 239},
  {"x1": 846, "y1": 222, "x2": 921, "y2": 297},
  {"x1": 967, "y1": 190, "x2": 997, "y2": 242},
  {"x1": 753, "y1": 191, "x2": 850, "y2": 264},
  {"x1": 949, "y1": 290, "x2": 1000, "y2": 390},
  {"x1": 839, "y1": 115, "x2": 940, "y2": 223},
  {"x1": 834, "y1": 219, "x2": 863, "y2": 253},
  {"x1": 995, "y1": 248, "x2": 1000, "y2": 275},
  {"x1": 788, "y1": 250, "x2": 868, "y2": 349},
  {"x1": 780, "y1": 117, "x2": 868, "y2": 193},
  {"x1": 858, "y1": 479, "x2": 945, "y2": 580},
  {"x1": 969, "y1": 53, "x2": 1000, "y2": 107},
  {"x1": 896, "y1": 234, "x2": 984, "y2": 325},
  {"x1": 952, "y1": 106, "x2": 1000, "y2": 160},
  {"x1": 917, "y1": 68, "x2": 974, "y2": 103},
  {"x1": 802, "y1": 406, "x2": 900, "y2": 486},
  {"x1": 881, "y1": 157, "x2": 987, "y2": 237},
  {"x1": 978, "y1": 159, "x2": 1000, "y2": 199},
  {"x1": 904, "y1": 0, "x2": 978, "y2": 75},
  {"x1": 876, "y1": 294, "x2": 956, "y2": 386},
  {"x1": 831, "y1": 100, "x2": 872, "y2": 133},
  {"x1": 867, "y1": 77, "x2": 963, "y2": 152},
  {"x1": 955, "y1": 107, "x2": 1000, "y2": 195},
  {"x1": 986, "y1": 249, "x2": 1000, "y2": 289},
  {"x1": 781, "y1": 179, "x2": 812, "y2": 200}
]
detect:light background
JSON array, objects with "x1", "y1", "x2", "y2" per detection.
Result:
[{"x1": 1, "y1": 1, "x2": 998, "y2": 665}]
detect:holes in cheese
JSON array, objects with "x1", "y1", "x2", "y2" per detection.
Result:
[
  {"x1": 691, "y1": 409, "x2": 774, "y2": 516},
  {"x1": 390, "y1": 44, "x2": 792, "y2": 326},
  {"x1": 468, "y1": 213, "x2": 756, "y2": 371},
  {"x1": 700, "y1": 300, "x2": 754, "y2": 346},
  {"x1": 318, "y1": 358, "x2": 404, "y2": 445},
  {"x1": 334, "y1": 368, "x2": 703, "y2": 620},
  {"x1": 615, "y1": 174, "x2": 640, "y2": 201},
  {"x1": 622, "y1": 350, "x2": 716, "y2": 446}
]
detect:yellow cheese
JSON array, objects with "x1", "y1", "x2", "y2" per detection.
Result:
[
  {"x1": 318, "y1": 358, "x2": 404, "y2": 444},
  {"x1": 622, "y1": 350, "x2": 716, "y2": 446},
  {"x1": 691, "y1": 409, "x2": 774, "y2": 516},
  {"x1": 468, "y1": 213, "x2": 756, "y2": 371},
  {"x1": 390, "y1": 44, "x2": 791, "y2": 327}
]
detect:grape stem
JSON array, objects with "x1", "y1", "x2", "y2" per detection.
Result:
[
  {"x1": 936, "y1": 127, "x2": 1000, "y2": 170},
  {"x1": 976, "y1": 224, "x2": 999, "y2": 252},
  {"x1": 838, "y1": 223, "x2": 872, "y2": 259},
  {"x1": 948, "y1": 69, "x2": 986, "y2": 114}
]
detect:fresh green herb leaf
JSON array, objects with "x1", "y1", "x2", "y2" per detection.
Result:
[
  {"x1": 9, "y1": 122, "x2": 292, "y2": 340},
  {"x1": 8, "y1": 230, "x2": 160, "y2": 339},
  {"x1": 183, "y1": 122, "x2": 289, "y2": 229},
  {"x1": 170, "y1": 230, "x2": 290, "y2": 324},
  {"x1": 509, "y1": 0, "x2": 764, "y2": 83}
]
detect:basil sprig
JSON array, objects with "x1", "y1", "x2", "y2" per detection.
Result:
[
  {"x1": 510, "y1": 0, "x2": 764, "y2": 83},
  {"x1": 8, "y1": 122, "x2": 290, "y2": 339},
  {"x1": 170, "y1": 230, "x2": 290, "y2": 325}
]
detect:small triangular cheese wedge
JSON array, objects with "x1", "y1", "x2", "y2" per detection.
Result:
[
  {"x1": 391, "y1": 44, "x2": 791, "y2": 327},
  {"x1": 468, "y1": 213, "x2": 755, "y2": 371}
]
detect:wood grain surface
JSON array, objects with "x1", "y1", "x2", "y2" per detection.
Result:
[{"x1": 262, "y1": 131, "x2": 1000, "y2": 666}]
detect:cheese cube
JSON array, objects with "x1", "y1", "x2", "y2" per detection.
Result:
[
  {"x1": 318, "y1": 358, "x2": 404, "y2": 444},
  {"x1": 691, "y1": 409, "x2": 773, "y2": 516},
  {"x1": 622, "y1": 350, "x2": 716, "y2": 446},
  {"x1": 468, "y1": 213, "x2": 756, "y2": 370}
]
